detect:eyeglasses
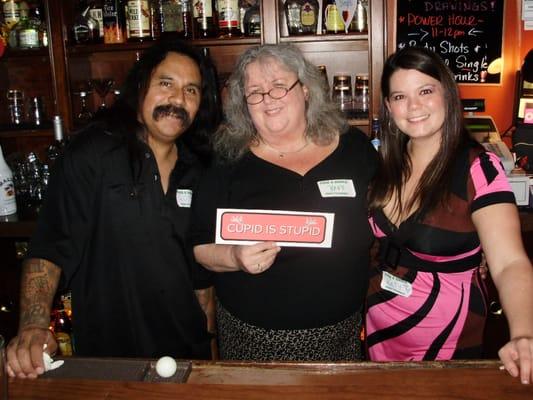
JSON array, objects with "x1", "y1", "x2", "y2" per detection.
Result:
[{"x1": 245, "y1": 80, "x2": 301, "y2": 105}]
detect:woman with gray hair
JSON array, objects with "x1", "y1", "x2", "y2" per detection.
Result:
[{"x1": 190, "y1": 44, "x2": 377, "y2": 361}]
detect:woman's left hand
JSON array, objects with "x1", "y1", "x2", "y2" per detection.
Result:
[{"x1": 498, "y1": 336, "x2": 533, "y2": 384}]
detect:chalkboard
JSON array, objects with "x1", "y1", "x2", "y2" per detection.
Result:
[{"x1": 395, "y1": 0, "x2": 505, "y2": 84}]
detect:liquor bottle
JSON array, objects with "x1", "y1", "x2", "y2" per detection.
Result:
[
  {"x1": 179, "y1": 0, "x2": 193, "y2": 38},
  {"x1": 349, "y1": 0, "x2": 366, "y2": 33},
  {"x1": 88, "y1": 0, "x2": 104, "y2": 41},
  {"x1": 12, "y1": 5, "x2": 41, "y2": 49},
  {"x1": 46, "y1": 115, "x2": 67, "y2": 166},
  {"x1": 242, "y1": 3, "x2": 260, "y2": 37},
  {"x1": 193, "y1": 0, "x2": 217, "y2": 38},
  {"x1": 150, "y1": 0, "x2": 162, "y2": 39},
  {"x1": 370, "y1": 117, "x2": 381, "y2": 151},
  {"x1": 324, "y1": 0, "x2": 344, "y2": 34},
  {"x1": 284, "y1": 0, "x2": 302, "y2": 35},
  {"x1": 217, "y1": 0, "x2": 239, "y2": 37},
  {"x1": 300, "y1": 0, "x2": 319, "y2": 34},
  {"x1": 73, "y1": 4, "x2": 100, "y2": 44},
  {"x1": 126, "y1": 0, "x2": 152, "y2": 41},
  {"x1": 0, "y1": 145, "x2": 17, "y2": 217},
  {"x1": 2, "y1": 0, "x2": 21, "y2": 28},
  {"x1": 52, "y1": 308, "x2": 73, "y2": 356},
  {"x1": 103, "y1": 0, "x2": 126, "y2": 43}
]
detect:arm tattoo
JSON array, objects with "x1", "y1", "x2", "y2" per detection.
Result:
[{"x1": 19, "y1": 258, "x2": 61, "y2": 330}]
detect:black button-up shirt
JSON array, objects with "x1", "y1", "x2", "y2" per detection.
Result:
[{"x1": 28, "y1": 125, "x2": 211, "y2": 358}]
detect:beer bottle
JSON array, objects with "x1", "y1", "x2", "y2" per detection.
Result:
[{"x1": 193, "y1": 0, "x2": 218, "y2": 38}]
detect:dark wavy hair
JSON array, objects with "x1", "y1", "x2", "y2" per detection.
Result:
[
  {"x1": 96, "y1": 38, "x2": 221, "y2": 167},
  {"x1": 368, "y1": 46, "x2": 470, "y2": 218}
]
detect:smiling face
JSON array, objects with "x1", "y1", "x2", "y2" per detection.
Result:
[
  {"x1": 385, "y1": 68, "x2": 446, "y2": 147},
  {"x1": 139, "y1": 52, "x2": 202, "y2": 145},
  {"x1": 244, "y1": 58, "x2": 309, "y2": 142}
]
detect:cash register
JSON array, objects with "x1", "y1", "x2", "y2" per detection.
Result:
[{"x1": 463, "y1": 99, "x2": 530, "y2": 206}]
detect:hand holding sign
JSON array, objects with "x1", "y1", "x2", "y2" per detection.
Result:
[{"x1": 230, "y1": 241, "x2": 281, "y2": 274}]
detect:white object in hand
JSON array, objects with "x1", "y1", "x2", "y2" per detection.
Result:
[
  {"x1": 42, "y1": 344, "x2": 64, "y2": 371},
  {"x1": 155, "y1": 356, "x2": 177, "y2": 378}
]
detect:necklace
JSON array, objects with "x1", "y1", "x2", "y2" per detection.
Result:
[{"x1": 261, "y1": 138, "x2": 310, "y2": 158}]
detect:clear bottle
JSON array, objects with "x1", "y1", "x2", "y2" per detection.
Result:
[
  {"x1": 193, "y1": 0, "x2": 218, "y2": 38},
  {"x1": 218, "y1": 0, "x2": 240, "y2": 37},
  {"x1": 0, "y1": 145, "x2": 17, "y2": 217},
  {"x1": 126, "y1": 0, "x2": 152, "y2": 41},
  {"x1": 103, "y1": 0, "x2": 126, "y2": 44},
  {"x1": 28, "y1": 96, "x2": 44, "y2": 126},
  {"x1": 76, "y1": 91, "x2": 93, "y2": 125},
  {"x1": 349, "y1": 0, "x2": 366, "y2": 33}
]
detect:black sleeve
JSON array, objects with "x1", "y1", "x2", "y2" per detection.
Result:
[
  {"x1": 26, "y1": 130, "x2": 103, "y2": 287},
  {"x1": 189, "y1": 164, "x2": 230, "y2": 247}
]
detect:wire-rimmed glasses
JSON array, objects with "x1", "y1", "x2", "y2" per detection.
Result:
[{"x1": 245, "y1": 80, "x2": 301, "y2": 105}]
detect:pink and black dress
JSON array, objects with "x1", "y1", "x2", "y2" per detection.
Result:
[{"x1": 366, "y1": 143, "x2": 516, "y2": 361}]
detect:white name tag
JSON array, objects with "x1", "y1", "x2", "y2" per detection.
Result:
[
  {"x1": 176, "y1": 189, "x2": 192, "y2": 208},
  {"x1": 317, "y1": 179, "x2": 356, "y2": 197},
  {"x1": 380, "y1": 271, "x2": 412, "y2": 297}
]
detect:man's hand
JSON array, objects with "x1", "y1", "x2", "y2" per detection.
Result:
[{"x1": 6, "y1": 327, "x2": 57, "y2": 379}]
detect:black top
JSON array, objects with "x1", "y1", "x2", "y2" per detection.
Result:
[
  {"x1": 190, "y1": 128, "x2": 377, "y2": 329},
  {"x1": 28, "y1": 124, "x2": 212, "y2": 358}
]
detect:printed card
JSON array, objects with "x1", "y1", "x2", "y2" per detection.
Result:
[{"x1": 215, "y1": 208, "x2": 335, "y2": 248}]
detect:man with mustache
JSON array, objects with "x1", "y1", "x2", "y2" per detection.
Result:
[{"x1": 6, "y1": 39, "x2": 221, "y2": 379}]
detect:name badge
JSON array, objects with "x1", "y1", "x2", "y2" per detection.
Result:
[
  {"x1": 176, "y1": 189, "x2": 192, "y2": 208},
  {"x1": 380, "y1": 271, "x2": 412, "y2": 297},
  {"x1": 317, "y1": 179, "x2": 356, "y2": 197}
]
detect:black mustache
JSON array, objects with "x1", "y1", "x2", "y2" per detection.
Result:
[{"x1": 152, "y1": 104, "x2": 191, "y2": 126}]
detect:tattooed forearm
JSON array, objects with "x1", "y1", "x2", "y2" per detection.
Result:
[
  {"x1": 195, "y1": 287, "x2": 215, "y2": 333},
  {"x1": 19, "y1": 258, "x2": 61, "y2": 330}
]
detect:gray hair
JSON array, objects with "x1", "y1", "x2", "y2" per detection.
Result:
[{"x1": 213, "y1": 43, "x2": 347, "y2": 162}]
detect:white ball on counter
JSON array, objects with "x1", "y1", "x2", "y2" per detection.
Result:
[{"x1": 155, "y1": 356, "x2": 177, "y2": 378}]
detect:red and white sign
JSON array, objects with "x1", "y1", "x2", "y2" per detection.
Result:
[{"x1": 215, "y1": 208, "x2": 335, "y2": 248}]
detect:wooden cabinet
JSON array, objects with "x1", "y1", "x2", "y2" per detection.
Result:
[{"x1": 1, "y1": 0, "x2": 386, "y2": 147}]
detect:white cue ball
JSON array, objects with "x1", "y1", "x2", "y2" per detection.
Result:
[{"x1": 155, "y1": 356, "x2": 177, "y2": 378}]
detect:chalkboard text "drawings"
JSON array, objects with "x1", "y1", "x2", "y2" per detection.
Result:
[
  {"x1": 407, "y1": 13, "x2": 444, "y2": 26},
  {"x1": 440, "y1": 41, "x2": 470, "y2": 54},
  {"x1": 424, "y1": 1, "x2": 489, "y2": 13}
]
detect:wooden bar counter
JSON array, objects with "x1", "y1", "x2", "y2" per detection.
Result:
[{"x1": 8, "y1": 359, "x2": 533, "y2": 399}]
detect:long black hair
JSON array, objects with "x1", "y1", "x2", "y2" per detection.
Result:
[{"x1": 96, "y1": 38, "x2": 221, "y2": 167}]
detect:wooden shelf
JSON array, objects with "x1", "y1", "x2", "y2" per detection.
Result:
[
  {"x1": 66, "y1": 37, "x2": 261, "y2": 56},
  {"x1": 0, "y1": 127, "x2": 53, "y2": 138}
]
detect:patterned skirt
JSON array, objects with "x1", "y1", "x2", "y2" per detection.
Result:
[{"x1": 216, "y1": 301, "x2": 362, "y2": 361}]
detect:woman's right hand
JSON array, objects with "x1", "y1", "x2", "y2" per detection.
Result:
[
  {"x1": 231, "y1": 241, "x2": 281, "y2": 274},
  {"x1": 6, "y1": 327, "x2": 57, "y2": 379}
]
